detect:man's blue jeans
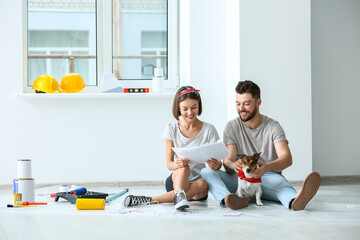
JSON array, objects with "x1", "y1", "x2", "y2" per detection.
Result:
[{"x1": 200, "y1": 168, "x2": 298, "y2": 208}]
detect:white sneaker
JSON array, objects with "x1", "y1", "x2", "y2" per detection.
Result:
[
  {"x1": 174, "y1": 189, "x2": 190, "y2": 210},
  {"x1": 124, "y1": 195, "x2": 152, "y2": 207}
]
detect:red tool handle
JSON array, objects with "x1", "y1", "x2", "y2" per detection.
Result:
[{"x1": 22, "y1": 201, "x2": 47, "y2": 205}]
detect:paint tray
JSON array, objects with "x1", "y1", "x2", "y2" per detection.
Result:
[{"x1": 54, "y1": 191, "x2": 109, "y2": 204}]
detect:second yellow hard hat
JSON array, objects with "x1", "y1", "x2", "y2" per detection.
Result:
[{"x1": 60, "y1": 73, "x2": 86, "y2": 93}]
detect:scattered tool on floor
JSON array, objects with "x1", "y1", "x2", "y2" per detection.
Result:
[
  {"x1": 71, "y1": 187, "x2": 87, "y2": 195},
  {"x1": 7, "y1": 204, "x2": 36, "y2": 208},
  {"x1": 15, "y1": 201, "x2": 47, "y2": 206},
  {"x1": 50, "y1": 187, "x2": 87, "y2": 198},
  {"x1": 76, "y1": 198, "x2": 105, "y2": 210},
  {"x1": 12, "y1": 193, "x2": 22, "y2": 204},
  {"x1": 106, "y1": 188, "x2": 129, "y2": 203},
  {"x1": 51, "y1": 186, "x2": 128, "y2": 209},
  {"x1": 54, "y1": 190, "x2": 108, "y2": 204}
]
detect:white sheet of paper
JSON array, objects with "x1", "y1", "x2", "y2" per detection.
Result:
[
  {"x1": 223, "y1": 211, "x2": 243, "y2": 216},
  {"x1": 172, "y1": 142, "x2": 229, "y2": 164}
]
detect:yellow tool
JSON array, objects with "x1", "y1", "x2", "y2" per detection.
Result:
[
  {"x1": 76, "y1": 198, "x2": 105, "y2": 210},
  {"x1": 12, "y1": 193, "x2": 22, "y2": 205}
]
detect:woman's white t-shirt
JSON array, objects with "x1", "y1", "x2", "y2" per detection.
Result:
[{"x1": 162, "y1": 121, "x2": 220, "y2": 183}]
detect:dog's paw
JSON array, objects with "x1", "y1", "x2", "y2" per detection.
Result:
[
  {"x1": 256, "y1": 201, "x2": 263, "y2": 206},
  {"x1": 235, "y1": 191, "x2": 243, "y2": 197}
]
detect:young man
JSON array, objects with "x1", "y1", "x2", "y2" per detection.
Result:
[{"x1": 201, "y1": 80, "x2": 320, "y2": 211}]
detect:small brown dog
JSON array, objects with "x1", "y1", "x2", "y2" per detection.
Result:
[{"x1": 236, "y1": 153, "x2": 263, "y2": 206}]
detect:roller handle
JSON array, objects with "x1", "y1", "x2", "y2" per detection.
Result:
[{"x1": 106, "y1": 188, "x2": 129, "y2": 203}]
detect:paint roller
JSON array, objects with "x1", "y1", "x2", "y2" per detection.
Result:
[
  {"x1": 75, "y1": 188, "x2": 129, "y2": 209},
  {"x1": 76, "y1": 198, "x2": 105, "y2": 210},
  {"x1": 50, "y1": 187, "x2": 87, "y2": 197},
  {"x1": 71, "y1": 187, "x2": 87, "y2": 195}
]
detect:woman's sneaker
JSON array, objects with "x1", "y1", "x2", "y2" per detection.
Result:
[
  {"x1": 124, "y1": 195, "x2": 153, "y2": 207},
  {"x1": 174, "y1": 189, "x2": 190, "y2": 210}
]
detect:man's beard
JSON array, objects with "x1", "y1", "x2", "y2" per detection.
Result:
[{"x1": 238, "y1": 107, "x2": 258, "y2": 122}]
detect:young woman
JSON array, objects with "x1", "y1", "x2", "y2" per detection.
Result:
[{"x1": 124, "y1": 86, "x2": 222, "y2": 210}]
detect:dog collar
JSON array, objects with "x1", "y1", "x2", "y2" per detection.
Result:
[{"x1": 237, "y1": 170, "x2": 262, "y2": 183}]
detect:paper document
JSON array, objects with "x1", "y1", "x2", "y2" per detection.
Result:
[{"x1": 172, "y1": 142, "x2": 229, "y2": 164}]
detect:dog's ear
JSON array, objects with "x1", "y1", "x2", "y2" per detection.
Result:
[
  {"x1": 238, "y1": 154, "x2": 246, "y2": 163},
  {"x1": 253, "y1": 152, "x2": 261, "y2": 160}
]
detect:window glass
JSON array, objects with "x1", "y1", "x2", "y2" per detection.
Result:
[
  {"x1": 112, "y1": 0, "x2": 168, "y2": 80},
  {"x1": 27, "y1": 0, "x2": 96, "y2": 86}
]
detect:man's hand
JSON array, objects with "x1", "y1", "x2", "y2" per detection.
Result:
[
  {"x1": 251, "y1": 161, "x2": 268, "y2": 178},
  {"x1": 233, "y1": 159, "x2": 243, "y2": 173},
  {"x1": 175, "y1": 158, "x2": 189, "y2": 168},
  {"x1": 206, "y1": 158, "x2": 222, "y2": 170}
]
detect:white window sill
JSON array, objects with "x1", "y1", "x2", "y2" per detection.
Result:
[{"x1": 17, "y1": 92, "x2": 175, "y2": 99}]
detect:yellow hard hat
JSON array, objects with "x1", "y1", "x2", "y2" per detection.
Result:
[
  {"x1": 60, "y1": 73, "x2": 86, "y2": 93},
  {"x1": 32, "y1": 75, "x2": 61, "y2": 93}
]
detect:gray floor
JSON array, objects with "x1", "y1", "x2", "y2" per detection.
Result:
[{"x1": 0, "y1": 180, "x2": 359, "y2": 240}]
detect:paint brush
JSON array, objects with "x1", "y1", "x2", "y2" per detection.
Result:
[{"x1": 7, "y1": 204, "x2": 36, "y2": 208}]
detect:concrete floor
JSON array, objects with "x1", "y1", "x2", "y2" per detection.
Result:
[{"x1": 0, "y1": 180, "x2": 359, "y2": 240}]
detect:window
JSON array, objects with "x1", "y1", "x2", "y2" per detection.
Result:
[
  {"x1": 28, "y1": 30, "x2": 95, "y2": 86},
  {"x1": 24, "y1": 0, "x2": 179, "y2": 93},
  {"x1": 140, "y1": 31, "x2": 167, "y2": 79}
]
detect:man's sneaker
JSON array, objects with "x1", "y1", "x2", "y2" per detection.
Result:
[
  {"x1": 124, "y1": 195, "x2": 153, "y2": 207},
  {"x1": 224, "y1": 193, "x2": 249, "y2": 210},
  {"x1": 174, "y1": 189, "x2": 190, "y2": 210},
  {"x1": 292, "y1": 171, "x2": 321, "y2": 211}
]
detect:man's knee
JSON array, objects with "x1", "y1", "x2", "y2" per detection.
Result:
[
  {"x1": 262, "y1": 173, "x2": 293, "y2": 191},
  {"x1": 200, "y1": 167, "x2": 216, "y2": 179}
]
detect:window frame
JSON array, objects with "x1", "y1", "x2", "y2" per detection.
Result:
[{"x1": 23, "y1": 0, "x2": 179, "y2": 94}]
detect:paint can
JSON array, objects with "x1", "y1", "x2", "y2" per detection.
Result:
[
  {"x1": 14, "y1": 178, "x2": 35, "y2": 202},
  {"x1": 59, "y1": 185, "x2": 70, "y2": 192},
  {"x1": 17, "y1": 159, "x2": 32, "y2": 178},
  {"x1": 71, "y1": 184, "x2": 82, "y2": 190}
]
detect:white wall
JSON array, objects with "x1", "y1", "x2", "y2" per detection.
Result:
[
  {"x1": 1, "y1": 0, "x2": 343, "y2": 186},
  {"x1": 0, "y1": 0, "x2": 231, "y2": 185},
  {"x1": 239, "y1": 0, "x2": 313, "y2": 180},
  {"x1": 0, "y1": 1, "x2": 173, "y2": 185},
  {"x1": 312, "y1": 0, "x2": 360, "y2": 176},
  {"x1": 188, "y1": 0, "x2": 229, "y2": 136}
]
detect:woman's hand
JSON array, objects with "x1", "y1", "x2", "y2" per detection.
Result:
[
  {"x1": 175, "y1": 158, "x2": 189, "y2": 168},
  {"x1": 206, "y1": 158, "x2": 222, "y2": 170}
]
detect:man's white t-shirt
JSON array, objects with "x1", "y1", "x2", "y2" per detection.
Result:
[{"x1": 223, "y1": 115, "x2": 288, "y2": 172}]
